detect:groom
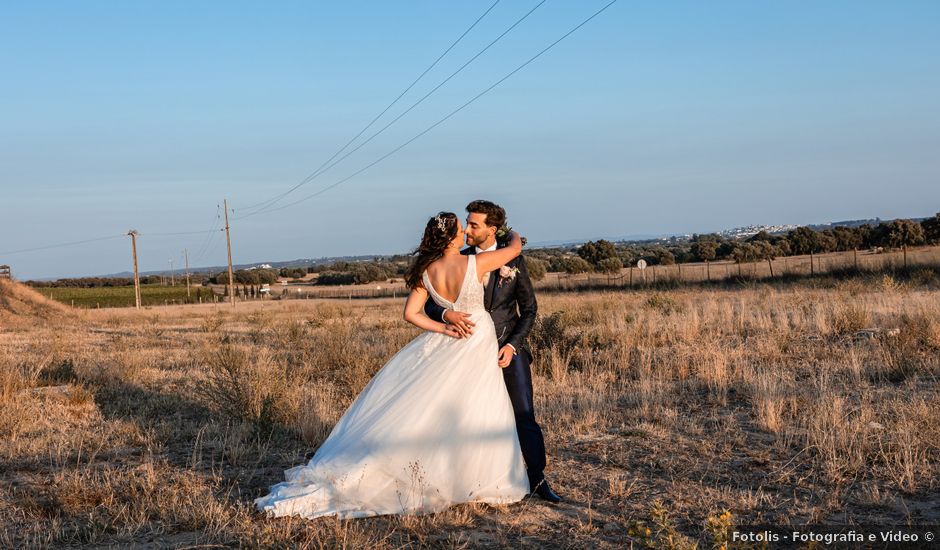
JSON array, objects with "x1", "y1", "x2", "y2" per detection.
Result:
[{"x1": 424, "y1": 200, "x2": 561, "y2": 503}]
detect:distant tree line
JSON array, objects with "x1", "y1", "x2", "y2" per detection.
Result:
[
  {"x1": 208, "y1": 268, "x2": 278, "y2": 285},
  {"x1": 25, "y1": 273, "x2": 212, "y2": 288},
  {"x1": 23, "y1": 213, "x2": 940, "y2": 287},
  {"x1": 266, "y1": 260, "x2": 407, "y2": 286},
  {"x1": 313, "y1": 261, "x2": 404, "y2": 286},
  {"x1": 524, "y1": 213, "x2": 940, "y2": 274}
]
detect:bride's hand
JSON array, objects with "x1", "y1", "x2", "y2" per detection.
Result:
[
  {"x1": 507, "y1": 230, "x2": 526, "y2": 247},
  {"x1": 441, "y1": 324, "x2": 465, "y2": 339}
]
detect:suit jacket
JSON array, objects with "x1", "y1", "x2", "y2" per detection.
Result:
[{"x1": 424, "y1": 242, "x2": 537, "y2": 354}]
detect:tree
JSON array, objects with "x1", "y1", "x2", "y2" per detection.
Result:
[
  {"x1": 577, "y1": 240, "x2": 618, "y2": 266},
  {"x1": 235, "y1": 269, "x2": 260, "y2": 285},
  {"x1": 559, "y1": 257, "x2": 592, "y2": 274},
  {"x1": 748, "y1": 230, "x2": 773, "y2": 242},
  {"x1": 753, "y1": 240, "x2": 776, "y2": 260},
  {"x1": 787, "y1": 227, "x2": 822, "y2": 255},
  {"x1": 691, "y1": 240, "x2": 718, "y2": 262},
  {"x1": 877, "y1": 219, "x2": 925, "y2": 248},
  {"x1": 597, "y1": 257, "x2": 623, "y2": 274},
  {"x1": 731, "y1": 243, "x2": 756, "y2": 263},
  {"x1": 829, "y1": 226, "x2": 863, "y2": 251},
  {"x1": 652, "y1": 247, "x2": 675, "y2": 266},
  {"x1": 920, "y1": 213, "x2": 940, "y2": 244},
  {"x1": 524, "y1": 256, "x2": 548, "y2": 281},
  {"x1": 817, "y1": 232, "x2": 837, "y2": 253}
]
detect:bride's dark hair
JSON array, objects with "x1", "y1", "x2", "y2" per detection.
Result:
[{"x1": 405, "y1": 212, "x2": 458, "y2": 289}]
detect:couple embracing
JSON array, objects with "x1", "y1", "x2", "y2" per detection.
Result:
[{"x1": 255, "y1": 200, "x2": 560, "y2": 519}]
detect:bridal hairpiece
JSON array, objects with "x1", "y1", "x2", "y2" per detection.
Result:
[{"x1": 434, "y1": 214, "x2": 448, "y2": 233}]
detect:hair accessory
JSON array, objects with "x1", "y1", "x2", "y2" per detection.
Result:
[{"x1": 435, "y1": 214, "x2": 448, "y2": 233}]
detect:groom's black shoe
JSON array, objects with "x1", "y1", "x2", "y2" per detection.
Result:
[{"x1": 529, "y1": 478, "x2": 562, "y2": 503}]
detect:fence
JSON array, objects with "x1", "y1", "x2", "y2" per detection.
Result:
[
  {"x1": 538, "y1": 245, "x2": 940, "y2": 292},
  {"x1": 207, "y1": 245, "x2": 940, "y2": 303},
  {"x1": 273, "y1": 285, "x2": 405, "y2": 301}
]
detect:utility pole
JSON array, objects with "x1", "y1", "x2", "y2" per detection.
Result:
[
  {"x1": 169, "y1": 258, "x2": 175, "y2": 286},
  {"x1": 127, "y1": 230, "x2": 142, "y2": 309},
  {"x1": 184, "y1": 249, "x2": 191, "y2": 298},
  {"x1": 224, "y1": 199, "x2": 235, "y2": 307}
]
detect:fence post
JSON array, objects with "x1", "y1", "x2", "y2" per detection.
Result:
[
  {"x1": 854, "y1": 248, "x2": 858, "y2": 270},
  {"x1": 903, "y1": 245, "x2": 908, "y2": 268},
  {"x1": 810, "y1": 252, "x2": 815, "y2": 276},
  {"x1": 767, "y1": 258, "x2": 774, "y2": 278},
  {"x1": 706, "y1": 260, "x2": 710, "y2": 282}
]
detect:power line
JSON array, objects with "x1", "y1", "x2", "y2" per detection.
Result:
[
  {"x1": 193, "y1": 221, "x2": 225, "y2": 264},
  {"x1": 142, "y1": 229, "x2": 223, "y2": 237},
  {"x1": 0, "y1": 227, "x2": 222, "y2": 257},
  {"x1": 239, "y1": 0, "x2": 528, "y2": 216},
  {"x1": 237, "y1": 0, "x2": 618, "y2": 219},
  {"x1": 0, "y1": 234, "x2": 127, "y2": 257},
  {"x1": 193, "y1": 205, "x2": 224, "y2": 262}
]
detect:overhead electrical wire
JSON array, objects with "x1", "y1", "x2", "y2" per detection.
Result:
[
  {"x1": 4, "y1": 2, "x2": 618, "y2": 269},
  {"x1": 238, "y1": 0, "x2": 544, "y2": 216},
  {"x1": 237, "y1": 0, "x2": 618, "y2": 219}
]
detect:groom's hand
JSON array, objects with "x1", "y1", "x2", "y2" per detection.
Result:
[
  {"x1": 443, "y1": 310, "x2": 475, "y2": 338},
  {"x1": 497, "y1": 345, "x2": 514, "y2": 368}
]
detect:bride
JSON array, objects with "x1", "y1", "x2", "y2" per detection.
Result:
[{"x1": 254, "y1": 211, "x2": 530, "y2": 519}]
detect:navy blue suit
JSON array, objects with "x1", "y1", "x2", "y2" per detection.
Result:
[{"x1": 424, "y1": 243, "x2": 547, "y2": 487}]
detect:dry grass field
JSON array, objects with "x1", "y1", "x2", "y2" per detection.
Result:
[{"x1": 1, "y1": 271, "x2": 939, "y2": 548}]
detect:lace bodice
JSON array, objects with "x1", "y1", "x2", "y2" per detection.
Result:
[{"x1": 423, "y1": 255, "x2": 485, "y2": 314}]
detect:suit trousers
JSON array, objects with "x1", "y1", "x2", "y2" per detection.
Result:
[{"x1": 501, "y1": 347, "x2": 547, "y2": 486}]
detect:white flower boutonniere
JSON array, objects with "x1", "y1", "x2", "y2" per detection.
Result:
[{"x1": 498, "y1": 265, "x2": 519, "y2": 287}]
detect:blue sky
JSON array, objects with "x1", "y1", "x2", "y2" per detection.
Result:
[{"x1": 1, "y1": 1, "x2": 938, "y2": 279}]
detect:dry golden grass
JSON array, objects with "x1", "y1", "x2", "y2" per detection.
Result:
[{"x1": 1, "y1": 273, "x2": 938, "y2": 548}]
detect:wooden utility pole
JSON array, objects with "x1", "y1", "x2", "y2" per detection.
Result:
[
  {"x1": 184, "y1": 249, "x2": 191, "y2": 298},
  {"x1": 127, "y1": 230, "x2": 142, "y2": 309},
  {"x1": 169, "y1": 259, "x2": 175, "y2": 286},
  {"x1": 224, "y1": 199, "x2": 235, "y2": 306}
]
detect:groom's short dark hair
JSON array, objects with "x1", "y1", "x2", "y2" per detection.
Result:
[{"x1": 466, "y1": 200, "x2": 506, "y2": 229}]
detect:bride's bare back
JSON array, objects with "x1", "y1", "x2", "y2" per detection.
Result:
[{"x1": 424, "y1": 256, "x2": 471, "y2": 304}]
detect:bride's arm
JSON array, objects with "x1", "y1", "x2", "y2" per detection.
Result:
[
  {"x1": 403, "y1": 284, "x2": 463, "y2": 338},
  {"x1": 475, "y1": 231, "x2": 523, "y2": 275}
]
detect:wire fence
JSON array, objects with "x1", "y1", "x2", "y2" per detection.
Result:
[
  {"x1": 232, "y1": 245, "x2": 940, "y2": 302},
  {"x1": 538, "y1": 245, "x2": 940, "y2": 292}
]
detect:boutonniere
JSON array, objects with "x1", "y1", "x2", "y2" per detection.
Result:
[{"x1": 498, "y1": 265, "x2": 519, "y2": 287}]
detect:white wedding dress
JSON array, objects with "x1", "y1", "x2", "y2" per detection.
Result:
[{"x1": 254, "y1": 255, "x2": 529, "y2": 519}]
